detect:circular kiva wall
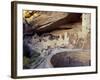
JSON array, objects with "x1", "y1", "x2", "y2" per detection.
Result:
[{"x1": 47, "y1": 50, "x2": 90, "y2": 68}]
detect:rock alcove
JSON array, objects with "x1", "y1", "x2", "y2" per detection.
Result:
[{"x1": 23, "y1": 11, "x2": 91, "y2": 69}]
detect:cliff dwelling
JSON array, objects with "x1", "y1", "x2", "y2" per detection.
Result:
[{"x1": 23, "y1": 10, "x2": 91, "y2": 69}]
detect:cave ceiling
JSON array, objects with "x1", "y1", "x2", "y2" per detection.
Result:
[{"x1": 23, "y1": 11, "x2": 82, "y2": 35}]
